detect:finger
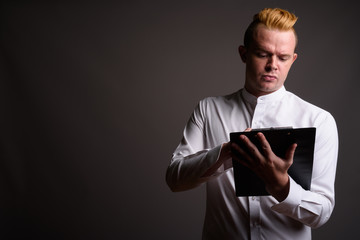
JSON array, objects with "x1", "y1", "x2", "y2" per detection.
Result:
[
  {"x1": 285, "y1": 143, "x2": 297, "y2": 163},
  {"x1": 255, "y1": 132, "x2": 273, "y2": 157},
  {"x1": 231, "y1": 152, "x2": 251, "y2": 169},
  {"x1": 231, "y1": 142, "x2": 252, "y2": 168},
  {"x1": 239, "y1": 134, "x2": 262, "y2": 159},
  {"x1": 244, "y1": 128, "x2": 252, "y2": 132}
]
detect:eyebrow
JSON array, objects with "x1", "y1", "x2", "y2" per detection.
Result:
[{"x1": 253, "y1": 47, "x2": 293, "y2": 57}]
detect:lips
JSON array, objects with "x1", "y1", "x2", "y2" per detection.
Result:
[{"x1": 262, "y1": 75, "x2": 277, "y2": 81}]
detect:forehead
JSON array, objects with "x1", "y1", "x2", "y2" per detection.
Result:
[{"x1": 251, "y1": 25, "x2": 296, "y2": 53}]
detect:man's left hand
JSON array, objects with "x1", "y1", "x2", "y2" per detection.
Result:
[{"x1": 231, "y1": 132, "x2": 297, "y2": 202}]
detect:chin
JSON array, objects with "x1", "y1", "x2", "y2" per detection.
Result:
[
  {"x1": 256, "y1": 87, "x2": 279, "y2": 96},
  {"x1": 259, "y1": 83, "x2": 280, "y2": 92}
]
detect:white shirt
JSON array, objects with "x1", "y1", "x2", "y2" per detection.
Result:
[{"x1": 166, "y1": 87, "x2": 338, "y2": 240}]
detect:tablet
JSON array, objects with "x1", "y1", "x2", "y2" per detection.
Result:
[{"x1": 230, "y1": 127, "x2": 316, "y2": 196}]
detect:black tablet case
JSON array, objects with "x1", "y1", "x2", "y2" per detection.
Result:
[{"x1": 230, "y1": 127, "x2": 316, "y2": 196}]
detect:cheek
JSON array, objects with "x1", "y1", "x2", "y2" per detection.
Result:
[
  {"x1": 248, "y1": 59, "x2": 264, "y2": 73},
  {"x1": 279, "y1": 63, "x2": 292, "y2": 75}
]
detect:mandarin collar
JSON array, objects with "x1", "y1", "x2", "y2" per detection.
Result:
[{"x1": 241, "y1": 86, "x2": 286, "y2": 105}]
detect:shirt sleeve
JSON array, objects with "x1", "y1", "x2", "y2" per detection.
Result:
[
  {"x1": 166, "y1": 102, "x2": 229, "y2": 192},
  {"x1": 271, "y1": 112, "x2": 339, "y2": 228}
]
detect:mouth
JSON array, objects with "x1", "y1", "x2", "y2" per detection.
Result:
[{"x1": 262, "y1": 75, "x2": 277, "y2": 81}]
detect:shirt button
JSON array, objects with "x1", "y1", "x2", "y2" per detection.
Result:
[{"x1": 252, "y1": 196, "x2": 255, "y2": 200}]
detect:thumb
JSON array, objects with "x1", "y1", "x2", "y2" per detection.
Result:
[{"x1": 284, "y1": 143, "x2": 297, "y2": 164}]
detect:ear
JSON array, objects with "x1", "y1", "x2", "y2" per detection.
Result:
[
  {"x1": 238, "y1": 45, "x2": 247, "y2": 63},
  {"x1": 292, "y1": 53, "x2": 298, "y2": 63}
]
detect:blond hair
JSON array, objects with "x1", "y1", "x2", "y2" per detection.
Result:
[{"x1": 244, "y1": 8, "x2": 298, "y2": 47}]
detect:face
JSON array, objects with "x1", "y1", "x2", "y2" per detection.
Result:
[{"x1": 239, "y1": 24, "x2": 298, "y2": 97}]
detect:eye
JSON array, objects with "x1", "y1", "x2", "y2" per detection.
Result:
[
  {"x1": 278, "y1": 55, "x2": 291, "y2": 61},
  {"x1": 255, "y1": 52, "x2": 267, "y2": 58}
]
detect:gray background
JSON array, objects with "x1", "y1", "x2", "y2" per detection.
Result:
[{"x1": 1, "y1": 1, "x2": 358, "y2": 239}]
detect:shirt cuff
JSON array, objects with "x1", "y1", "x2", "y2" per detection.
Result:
[
  {"x1": 271, "y1": 177, "x2": 303, "y2": 213},
  {"x1": 202, "y1": 144, "x2": 232, "y2": 177}
]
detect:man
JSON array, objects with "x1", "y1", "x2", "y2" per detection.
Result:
[{"x1": 166, "y1": 8, "x2": 338, "y2": 240}]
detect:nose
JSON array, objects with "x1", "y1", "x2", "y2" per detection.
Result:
[{"x1": 265, "y1": 56, "x2": 278, "y2": 72}]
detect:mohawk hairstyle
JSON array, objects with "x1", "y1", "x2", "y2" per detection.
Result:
[{"x1": 244, "y1": 8, "x2": 298, "y2": 47}]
